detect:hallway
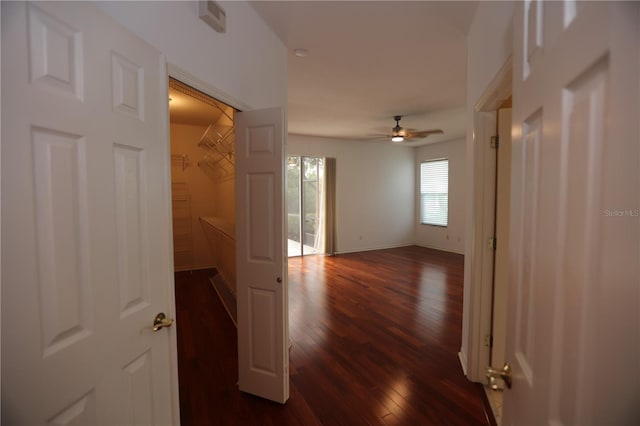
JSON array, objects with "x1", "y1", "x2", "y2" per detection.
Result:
[{"x1": 175, "y1": 246, "x2": 490, "y2": 425}]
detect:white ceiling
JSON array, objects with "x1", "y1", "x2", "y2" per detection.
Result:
[{"x1": 250, "y1": 1, "x2": 478, "y2": 146}]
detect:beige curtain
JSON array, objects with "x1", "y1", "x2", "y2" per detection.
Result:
[
  {"x1": 313, "y1": 162, "x2": 326, "y2": 253},
  {"x1": 323, "y1": 158, "x2": 337, "y2": 255}
]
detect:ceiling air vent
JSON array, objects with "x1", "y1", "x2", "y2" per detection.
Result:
[{"x1": 198, "y1": 1, "x2": 226, "y2": 33}]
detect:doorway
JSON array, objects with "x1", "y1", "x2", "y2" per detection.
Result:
[
  {"x1": 464, "y1": 57, "x2": 512, "y2": 426},
  {"x1": 168, "y1": 72, "x2": 291, "y2": 404},
  {"x1": 287, "y1": 156, "x2": 324, "y2": 257},
  {"x1": 168, "y1": 77, "x2": 238, "y2": 319}
]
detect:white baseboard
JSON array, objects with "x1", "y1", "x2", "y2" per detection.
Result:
[
  {"x1": 415, "y1": 243, "x2": 464, "y2": 255},
  {"x1": 458, "y1": 351, "x2": 468, "y2": 376},
  {"x1": 335, "y1": 242, "x2": 414, "y2": 255},
  {"x1": 173, "y1": 264, "x2": 216, "y2": 273}
]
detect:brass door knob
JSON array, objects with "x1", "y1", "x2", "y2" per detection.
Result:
[
  {"x1": 486, "y1": 363, "x2": 512, "y2": 389},
  {"x1": 153, "y1": 312, "x2": 174, "y2": 332}
]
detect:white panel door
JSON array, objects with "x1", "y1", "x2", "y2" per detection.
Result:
[
  {"x1": 504, "y1": 1, "x2": 639, "y2": 425},
  {"x1": 1, "y1": 2, "x2": 178, "y2": 424},
  {"x1": 235, "y1": 107, "x2": 289, "y2": 403}
]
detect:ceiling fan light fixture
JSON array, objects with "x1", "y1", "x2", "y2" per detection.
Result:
[
  {"x1": 391, "y1": 116, "x2": 405, "y2": 142},
  {"x1": 377, "y1": 115, "x2": 441, "y2": 143}
]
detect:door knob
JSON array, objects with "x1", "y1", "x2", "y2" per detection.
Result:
[
  {"x1": 486, "y1": 363, "x2": 512, "y2": 389},
  {"x1": 153, "y1": 312, "x2": 174, "y2": 332}
]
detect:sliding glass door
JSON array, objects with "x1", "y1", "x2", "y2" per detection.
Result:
[
  {"x1": 287, "y1": 157, "x2": 301, "y2": 256},
  {"x1": 287, "y1": 156, "x2": 324, "y2": 257}
]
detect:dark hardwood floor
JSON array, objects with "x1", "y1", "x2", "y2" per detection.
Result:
[{"x1": 175, "y1": 246, "x2": 491, "y2": 425}]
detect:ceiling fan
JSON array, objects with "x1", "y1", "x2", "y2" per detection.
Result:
[{"x1": 382, "y1": 115, "x2": 443, "y2": 142}]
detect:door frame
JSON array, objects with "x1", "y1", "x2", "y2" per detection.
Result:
[
  {"x1": 168, "y1": 65, "x2": 251, "y2": 114},
  {"x1": 462, "y1": 57, "x2": 512, "y2": 382},
  {"x1": 164, "y1": 63, "x2": 264, "y2": 401}
]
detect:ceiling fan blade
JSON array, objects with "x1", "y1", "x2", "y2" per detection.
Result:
[
  {"x1": 405, "y1": 129, "x2": 444, "y2": 139},
  {"x1": 367, "y1": 135, "x2": 394, "y2": 140}
]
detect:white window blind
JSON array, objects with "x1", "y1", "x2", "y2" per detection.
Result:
[{"x1": 420, "y1": 159, "x2": 449, "y2": 226}]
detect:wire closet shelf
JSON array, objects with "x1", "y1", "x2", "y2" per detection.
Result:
[{"x1": 197, "y1": 123, "x2": 235, "y2": 182}]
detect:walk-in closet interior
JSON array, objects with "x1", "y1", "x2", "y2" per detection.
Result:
[{"x1": 169, "y1": 78, "x2": 237, "y2": 319}]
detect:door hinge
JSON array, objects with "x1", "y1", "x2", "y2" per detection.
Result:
[
  {"x1": 488, "y1": 237, "x2": 497, "y2": 250},
  {"x1": 484, "y1": 334, "x2": 494, "y2": 348},
  {"x1": 490, "y1": 136, "x2": 499, "y2": 149}
]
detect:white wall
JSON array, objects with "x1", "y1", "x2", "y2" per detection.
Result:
[
  {"x1": 415, "y1": 138, "x2": 466, "y2": 254},
  {"x1": 288, "y1": 135, "x2": 415, "y2": 253},
  {"x1": 461, "y1": 1, "x2": 514, "y2": 375},
  {"x1": 96, "y1": 1, "x2": 287, "y2": 110},
  {"x1": 170, "y1": 123, "x2": 216, "y2": 270}
]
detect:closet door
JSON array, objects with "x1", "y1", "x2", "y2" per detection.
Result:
[
  {"x1": 1, "y1": 2, "x2": 178, "y2": 424},
  {"x1": 235, "y1": 107, "x2": 289, "y2": 403}
]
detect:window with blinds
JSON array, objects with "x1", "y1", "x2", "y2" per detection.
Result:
[{"x1": 420, "y1": 159, "x2": 449, "y2": 226}]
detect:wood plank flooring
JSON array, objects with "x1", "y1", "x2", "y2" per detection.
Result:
[{"x1": 175, "y1": 246, "x2": 491, "y2": 425}]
